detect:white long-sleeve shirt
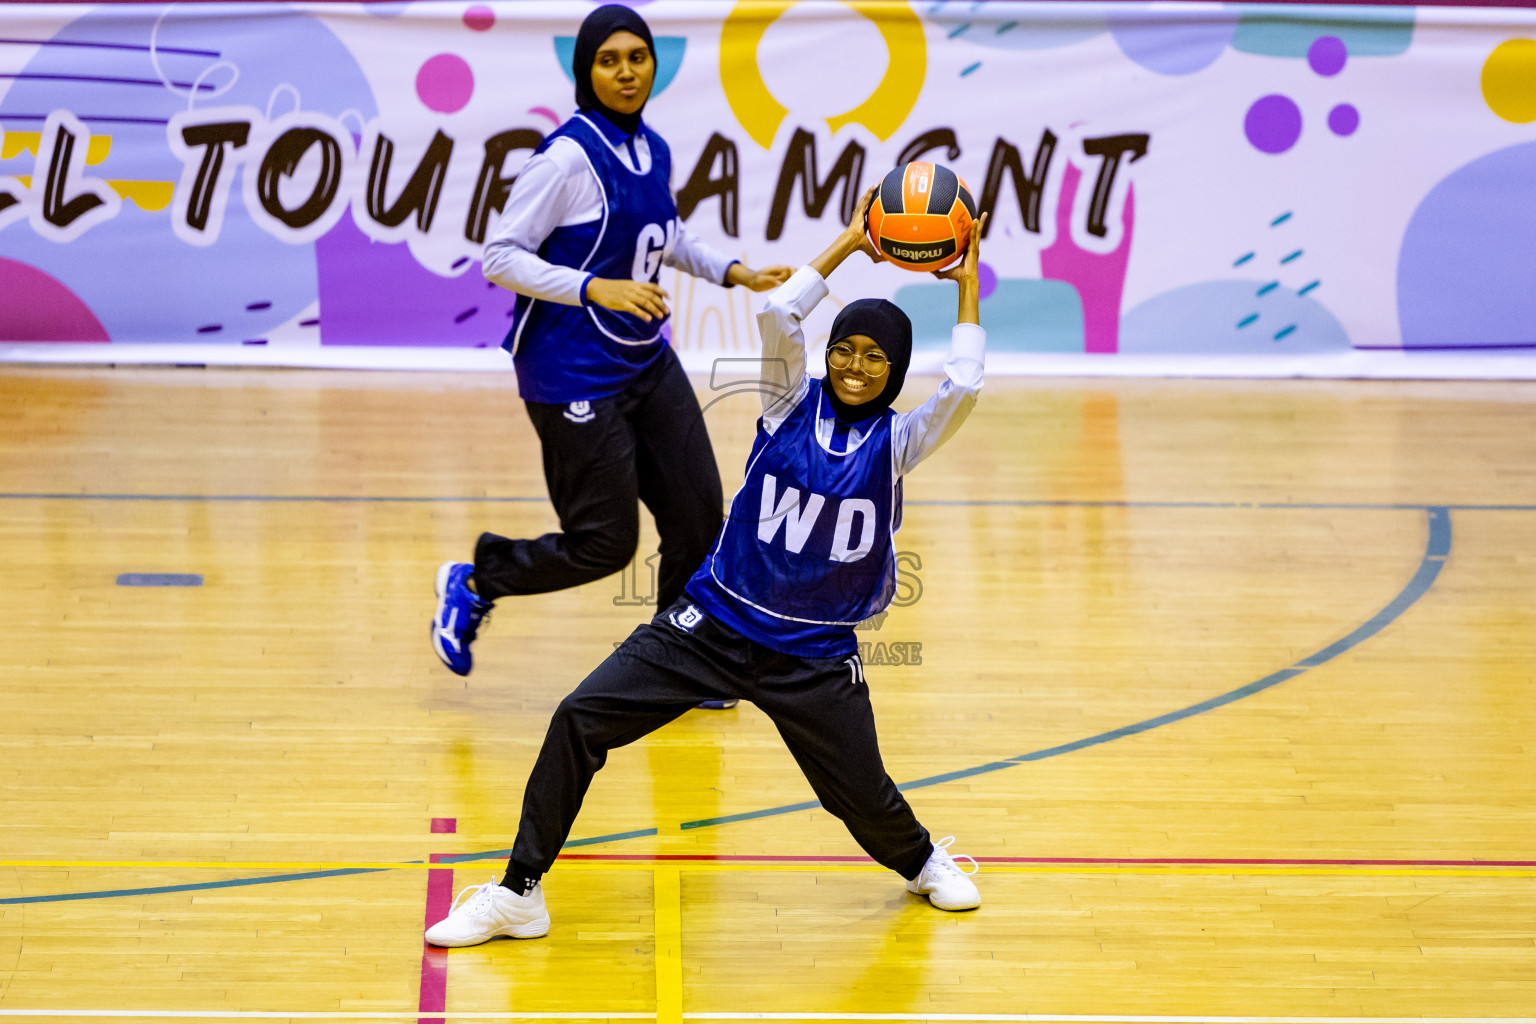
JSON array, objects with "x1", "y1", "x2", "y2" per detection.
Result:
[
  {"x1": 481, "y1": 131, "x2": 738, "y2": 304},
  {"x1": 755, "y1": 266, "x2": 985, "y2": 475}
]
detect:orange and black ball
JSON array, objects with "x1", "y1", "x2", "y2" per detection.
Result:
[{"x1": 865, "y1": 161, "x2": 976, "y2": 272}]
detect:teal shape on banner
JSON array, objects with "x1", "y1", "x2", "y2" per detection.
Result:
[
  {"x1": 895, "y1": 279, "x2": 1085, "y2": 353},
  {"x1": 1231, "y1": 4, "x2": 1414, "y2": 59},
  {"x1": 1120, "y1": 280, "x2": 1351, "y2": 354},
  {"x1": 553, "y1": 36, "x2": 686, "y2": 97},
  {"x1": 922, "y1": 1, "x2": 1107, "y2": 53}
]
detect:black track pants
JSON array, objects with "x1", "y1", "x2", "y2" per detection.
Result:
[
  {"x1": 509, "y1": 598, "x2": 934, "y2": 881},
  {"x1": 473, "y1": 345, "x2": 723, "y2": 611}
]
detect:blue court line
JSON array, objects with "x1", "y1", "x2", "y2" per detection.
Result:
[
  {"x1": 117, "y1": 573, "x2": 202, "y2": 587},
  {"x1": 0, "y1": 829, "x2": 658, "y2": 905},
  {"x1": 0, "y1": 867, "x2": 388, "y2": 906},
  {"x1": 3, "y1": 493, "x2": 1534, "y2": 512},
  {"x1": 0, "y1": 506, "x2": 1457, "y2": 901},
  {"x1": 681, "y1": 507, "x2": 1450, "y2": 830}
]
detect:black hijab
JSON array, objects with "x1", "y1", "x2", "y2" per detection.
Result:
[
  {"x1": 572, "y1": 4, "x2": 655, "y2": 137},
  {"x1": 820, "y1": 299, "x2": 913, "y2": 423}
]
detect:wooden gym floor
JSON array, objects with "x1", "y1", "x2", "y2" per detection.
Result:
[{"x1": 0, "y1": 366, "x2": 1533, "y2": 1024}]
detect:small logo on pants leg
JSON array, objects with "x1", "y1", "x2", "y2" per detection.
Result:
[
  {"x1": 669, "y1": 604, "x2": 704, "y2": 631},
  {"x1": 563, "y1": 400, "x2": 595, "y2": 424}
]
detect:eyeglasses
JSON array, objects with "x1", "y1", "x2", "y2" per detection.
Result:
[{"x1": 827, "y1": 342, "x2": 889, "y2": 377}]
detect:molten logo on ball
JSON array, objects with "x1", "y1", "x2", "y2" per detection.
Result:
[{"x1": 865, "y1": 161, "x2": 975, "y2": 272}]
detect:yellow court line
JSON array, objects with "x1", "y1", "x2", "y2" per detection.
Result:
[
  {"x1": 653, "y1": 867, "x2": 684, "y2": 1024},
  {"x1": 3, "y1": 859, "x2": 1536, "y2": 878}
]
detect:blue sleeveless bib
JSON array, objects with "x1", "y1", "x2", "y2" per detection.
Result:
[
  {"x1": 686, "y1": 386, "x2": 902, "y2": 658},
  {"x1": 504, "y1": 113, "x2": 679, "y2": 404}
]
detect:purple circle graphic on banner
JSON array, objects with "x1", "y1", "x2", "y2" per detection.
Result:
[
  {"x1": 1245, "y1": 94, "x2": 1302, "y2": 154},
  {"x1": 417, "y1": 53, "x2": 474, "y2": 112},
  {"x1": 463, "y1": 6, "x2": 494, "y2": 31},
  {"x1": 1308, "y1": 36, "x2": 1348, "y2": 76},
  {"x1": 977, "y1": 260, "x2": 998, "y2": 302},
  {"x1": 1328, "y1": 103, "x2": 1360, "y2": 136}
]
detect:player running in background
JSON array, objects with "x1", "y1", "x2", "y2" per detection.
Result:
[{"x1": 431, "y1": 4, "x2": 791, "y2": 685}]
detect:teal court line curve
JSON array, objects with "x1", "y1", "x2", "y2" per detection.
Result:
[
  {"x1": 0, "y1": 506, "x2": 1454, "y2": 904},
  {"x1": 685, "y1": 507, "x2": 1451, "y2": 829}
]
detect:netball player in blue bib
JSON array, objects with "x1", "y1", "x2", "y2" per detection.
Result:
[
  {"x1": 430, "y1": 5, "x2": 791, "y2": 681},
  {"x1": 426, "y1": 193, "x2": 988, "y2": 946}
]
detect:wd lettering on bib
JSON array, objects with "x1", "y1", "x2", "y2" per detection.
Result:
[
  {"x1": 686, "y1": 387, "x2": 902, "y2": 658},
  {"x1": 758, "y1": 474, "x2": 877, "y2": 563}
]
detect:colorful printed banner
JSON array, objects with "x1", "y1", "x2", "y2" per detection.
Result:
[{"x1": 1, "y1": 1, "x2": 1535, "y2": 376}]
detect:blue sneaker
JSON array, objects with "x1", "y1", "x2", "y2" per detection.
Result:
[
  {"x1": 695, "y1": 699, "x2": 739, "y2": 710},
  {"x1": 432, "y1": 561, "x2": 492, "y2": 676}
]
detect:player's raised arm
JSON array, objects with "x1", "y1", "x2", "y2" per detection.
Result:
[
  {"x1": 808, "y1": 185, "x2": 884, "y2": 279},
  {"x1": 933, "y1": 212, "x2": 986, "y2": 326},
  {"x1": 754, "y1": 188, "x2": 885, "y2": 424},
  {"x1": 892, "y1": 213, "x2": 988, "y2": 475}
]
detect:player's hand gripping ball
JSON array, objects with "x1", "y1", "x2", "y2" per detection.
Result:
[{"x1": 864, "y1": 161, "x2": 977, "y2": 272}]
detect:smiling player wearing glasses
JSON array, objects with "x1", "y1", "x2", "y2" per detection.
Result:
[{"x1": 425, "y1": 190, "x2": 989, "y2": 947}]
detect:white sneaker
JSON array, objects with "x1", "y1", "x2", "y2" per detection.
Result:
[
  {"x1": 424, "y1": 880, "x2": 550, "y2": 947},
  {"x1": 906, "y1": 836, "x2": 980, "y2": 911}
]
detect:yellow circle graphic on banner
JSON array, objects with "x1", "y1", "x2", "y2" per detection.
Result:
[
  {"x1": 720, "y1": 0, "x2": 927, "y2": 149},
  {"x1": 1482, "y1": 38, "x2": 1536, "y2": 123}
]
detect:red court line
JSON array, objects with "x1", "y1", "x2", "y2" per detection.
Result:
[
  {"x1": 420, "y1": 820, "x2": 456, "y2": 1024},
  {"x1": 557, "y1": 853, "x2": 1536, "y2": 868}
]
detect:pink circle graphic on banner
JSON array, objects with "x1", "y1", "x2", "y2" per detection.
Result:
[
  {"x1": 0, "y1": 257, "x2": 110, "y2": 342},
  {"x1": 1245, "y1": 94, "x2": 1302, "y2": 154},
  {"x1": 1308, "y1": 36, "x2": 1347, "y2": 76},
  {"x1": 463, "y1": 6, "x2": 494, "y2": 31},
  {"x1": 1328, "y1": 103, "x2": 1360, "y2": 136},
  {"x1": 417, "y1": 53, "x2": 474, "y2": 113}
]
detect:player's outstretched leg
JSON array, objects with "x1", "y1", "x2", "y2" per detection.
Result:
[
  {"x1": 431, "y1": 561, "x2": 492, "y2": 676},
  {"x1": 754, "y1": 652, "x2": 981, "y2": 911},
  {"x1": 425, "y1": 878, "x2": 549, "y2": 947},
  {"x1": 426, "y1": 607, "x2": 736, "y2": 946},
  {"x1": 905, "y1": 836, "x2": 980, "y2": 910}
]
